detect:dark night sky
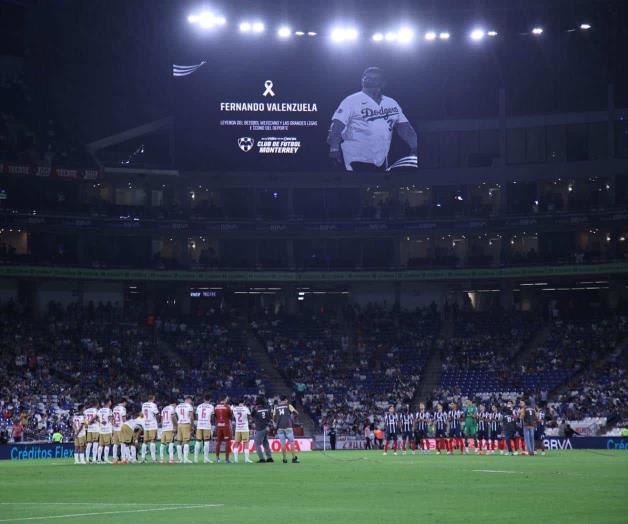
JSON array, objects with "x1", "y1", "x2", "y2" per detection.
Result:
[{"x1": 1, "y1": 0, "x2": 626, "y2": 145}]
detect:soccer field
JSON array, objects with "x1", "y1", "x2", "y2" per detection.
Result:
[{"x1": 0, "y1": 451, "x2": 626, "y2": 523}]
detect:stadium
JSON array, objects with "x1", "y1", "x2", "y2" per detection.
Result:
[{"x1": 0, "y1": 0, "x2": 627, "y2": 522}]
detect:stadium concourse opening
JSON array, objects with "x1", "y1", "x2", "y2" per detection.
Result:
[{"x1": 1, "y1": 0, "x2": 628, "y2": 523}]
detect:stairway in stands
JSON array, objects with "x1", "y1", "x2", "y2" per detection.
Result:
[
  {"x1": 514, "y1": 324, "x2": 551, "y2": 369},
  {"x1": 414, "y1": 314, "x2": 452, "y2": 402},
  {"x1": 243, "y1": 330, "x2": 317, "y2": 436}
]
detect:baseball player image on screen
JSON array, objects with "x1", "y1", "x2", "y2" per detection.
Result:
[{"x1": 328, "y1": 67, "x2": 418, "y2": 172}]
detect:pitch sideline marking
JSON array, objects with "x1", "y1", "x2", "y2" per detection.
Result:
[
  {"x1": 0, "y1": 503, "x2": 208, "y2": 506},
  {"x1": 0, "y1": 504, "x2": 224, "y2": 522},
  {"x1": 472, "y1": 469, "x2": 518, "y2": 474}
]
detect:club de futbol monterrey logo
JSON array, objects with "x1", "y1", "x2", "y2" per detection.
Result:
[{"x1": 238, "y1": 137, "x2": 255, "y2": 152}]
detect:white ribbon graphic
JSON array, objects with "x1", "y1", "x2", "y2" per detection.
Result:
[{"x1": 263, "y1": 80, "x2": 275, "y2": 97}]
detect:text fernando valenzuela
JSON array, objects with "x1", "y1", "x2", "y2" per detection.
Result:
[{"x1": 220, "y1": 102, "x2": 318, "y2": 112}]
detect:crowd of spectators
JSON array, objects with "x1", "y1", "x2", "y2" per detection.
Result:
[
  {"x1": 253, "y1": 304, "x2": 440, "y2": 435},
  {"x1": 0, "y1": 301, "x2": 264, "y2": 442},
  {"x1": 0, "y1": 299, "x2": 626, "y2": 443}
]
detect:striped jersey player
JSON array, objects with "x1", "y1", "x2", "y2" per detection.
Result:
[{"x1": 383, "y1": 406, "x2": 400, "y2": 455}]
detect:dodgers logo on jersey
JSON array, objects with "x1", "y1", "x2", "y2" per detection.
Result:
[{"x1": 238, "y1": 137, "x2": 255, "y2": 152}]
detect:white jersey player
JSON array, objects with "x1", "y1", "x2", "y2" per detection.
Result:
[
  {"x1": 112, "y1": 400, "x2": 127, "y2": 463},
  {"x1": 141, "y1": 396, "x2": 159, "y2": 462},
  {"x1": 72, "y1": 407, "x2": 86, "y2": 465},
  {"x1": 97, "y1": 401, "x2": 113, "y2": 463},
  {"x1": 232, "y1": 401, "x2": 252, "y2": 463},
  {"x1": 328, "y1": 67, "x2": 417, "y2": 172},
  {"x1": 175, "y1": 397, "x2": 194, "y2": 463},
  {"x1": 194, "y1": 396, "x2": 214, "y2": 464},
  {"x1": 120, "y1": 415, "x2": 145, "y2": 463},
  {"x1": 84, "y1": 402, "x2": 100, "y2": 463},
  {"x1": 160, "y1": 402, "x2": 177, "y2": 464}
]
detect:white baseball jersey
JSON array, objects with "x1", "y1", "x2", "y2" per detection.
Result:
[
  {"x1": 332, "y1": 91, "x2": 408, "y2": 171},
  {"x1": 72, "y1": 414, "x2": 86, "y2": 438},
  {"x1": 84, "y1": 407, "x2": 100, "y2": 432},
  {"x1": 142, "y1": 401, "x2": 159, "y2": 430},
  {"x1": 175, "y1": 403, "x2": 194, "y2": 424},
  {"x1": 233, "y1": 405, "x2": 251, "y2": 432},
  {"x1": 160, "y1": 405, "x2": 176, "y2": 431},
  {"x1": 98, "y1": 407, "x2": 113, "y2": 434},
  {"x1": 112, "y1": 405, "x2": 126, "y2": 431},
  {"x1": 196, "y1": 403, "x2": 214, "y2": 430}
]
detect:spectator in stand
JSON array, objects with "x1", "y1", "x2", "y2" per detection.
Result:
[{"x1": 11, "y1": 419, "x2": 24, "y2": 442}]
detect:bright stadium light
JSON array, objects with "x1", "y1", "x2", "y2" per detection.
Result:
[
  {"x1": 295, "y1": 31, "x2": 305, "y2": 36},
  {"x1": 330, "y1": 27, "x2": 359, "y2": 42},
  {"x1": 532, "y1": 27, "x2": 543, "y2": 35},
  {"x1": 580, "y1": 23, "x2": 591, "y2": 30},
  {"x1": 424, "y1": 31, "x2": 437, "y2": 41},
  {"x1": 307, "y1": 31, "x2": 317, "y2": 36},
  {"x1": 439, "y1": 31, "x2": 450, "y2": 40},
  {"x1": 385, "y1": 31, "x2": 397, "y2": 42},
  {"x1": 372, "y1": 32, "x2": 384, "y2": 42},
  {"x1": 239, "y1": 21, "x2": 252, "y2": 32},
  {"x1": 346, "y1": 28, "x2": 358, "y2": 40},
  {"x1": 397, "y1": 27, "x2": 414, "y2": 43},
  {"x1": 487, "y1": 30, "x2": 498, "y2": 37},
  {"x1": 252, "y1": 22, "x2": 265, "y2": 33},
  {"x1": 277, "y1": 26, "x2": 291, "y2": 38},
  {"x1": 188, "y1": 10, "x2": 226, "y2": 29},
  {"x1": 470, "y1": 28, "x2": 485, "y2": 41}
]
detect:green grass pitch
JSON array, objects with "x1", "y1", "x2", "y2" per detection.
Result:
[{"x1": 0, "y1": 450, "x2": 626, "y2": 523}]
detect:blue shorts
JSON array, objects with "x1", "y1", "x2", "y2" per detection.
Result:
[
  {"x1": 449, "y1": 427, "x2": 461, "y2": 438},
  {"x1": 277, "y1": 428, "x2": 294, "y2": 445},
  {"x1": 435, "y1": 428, "x2": 446, "y2": 438},
  {"x1": 385, "y1": 431, "x2": 398, "y2": 442}
]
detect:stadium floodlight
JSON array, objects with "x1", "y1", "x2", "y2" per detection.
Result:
[
  {"x1": 397, "y1": 27, "x2": 414, "y2": 43},
  {"x1": 199, "y1": 11, "x2": 219, "y2": 28},
  {"x1": 439, "y1": 31, "x2": 450, "y2": 40},
  {"x1": 278, "y1": 26, "x2": 291, "y2": 38},
  {"x1": 424, "y1": 31, "x2": 437, "y2": 41},
  {"x1": 215, "y1": 16, "x2": 226, "y2": 26},
  {"x1": 487, "y1": 30, "x2": 498, "y2": 37},
  {"x1": 239, "y1": 21, "x2": 252, "y2": 32},
  {"x1": 470, "y1": 28, "x2": 485, "y2": 41},
  {"x1": 295, "y1": 31, "x2": 305, "y2": 36},
  {"x1": 188, "y1": 14, "x2": 199, "y2": 24},
  {"x1": 330, "y1": 27, "x2": 359, "y2": 42},
  {"x1": 385, "y1": 31, "x2": 397, "y2": 42},
  {"x1": 532, "y1": 27, "x2": 543, "y2": 35},
  {"x1": 372, "y1": 32, "x2": 384, "y2": 42},
  {"x1": 307, "y1": 31, "x2": 317, "y2": 36},
  {"x1": 252, "y1": 22, "x2": 265, "y2": 33},
  {"x1": 580, "y1": 23, "x2": 591, "y2": 30}
]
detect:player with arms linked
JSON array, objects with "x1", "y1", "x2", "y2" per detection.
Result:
[{"x1": 273, "y1": 395, "x2": 300, "y2": 464}]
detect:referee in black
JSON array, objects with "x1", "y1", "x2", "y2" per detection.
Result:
[{"x1": 252, "y1": 396, "x2": 273, "y2": 463}]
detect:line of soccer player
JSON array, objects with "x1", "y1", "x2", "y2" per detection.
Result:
[
  {"x1": 381, "y1": 399, "x2": 547, "y2": 456},
  {"x1": 71, "y1": 394, "x2": 301, "y2": 465}
]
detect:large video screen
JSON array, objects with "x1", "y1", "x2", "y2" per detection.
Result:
[{"x1": 174, "y1": 43, "x2": 428, "y2": 173}]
